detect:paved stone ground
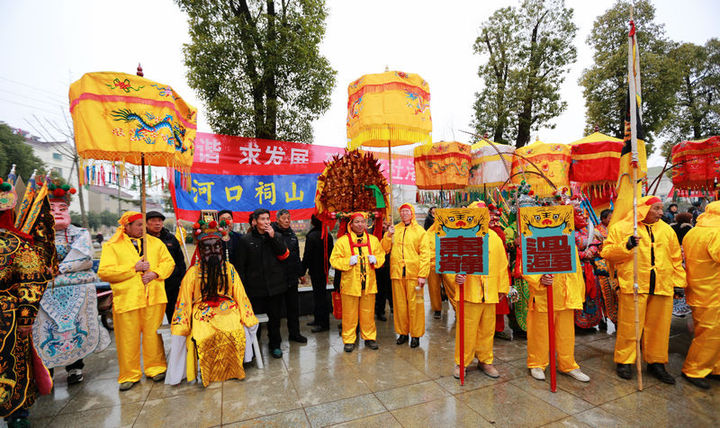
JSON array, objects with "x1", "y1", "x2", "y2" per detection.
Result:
[{"x1": 21, "y1": 299, "x2": 720, "y2": 427}]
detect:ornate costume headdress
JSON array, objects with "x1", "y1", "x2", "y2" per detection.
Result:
[
  {"x1": 47, "y1": 181, "x2": 77, "y2": 205},
  {"x1": 192, "y1": 211, "x2": 230, "y2": 242}
]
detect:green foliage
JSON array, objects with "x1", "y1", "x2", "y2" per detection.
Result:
[
  {"x1": 579, "y1": 0, "x2": 681, "y2": 154},
  {"x1": 0, "y1": 123, "x2": 45, "y2": 181},
  {"x1": 471, "y1": 0, "x2": 577, "y2": 147},
  {"x1": 176, "y1": 0, "x2": 337, "y2": 143}
]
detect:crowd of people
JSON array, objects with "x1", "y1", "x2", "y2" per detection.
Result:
[{"x1": 2, "y1": 182, "x2": 719, "y2": 426}]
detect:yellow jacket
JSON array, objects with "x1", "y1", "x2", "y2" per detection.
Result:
[
  {"x1": 381, "y1": 204, "x2": 433, "y2": 279},
  {"x1": 98, "y1": 234, "x2": 175, "y2": 313},
  {"x1": 445, "y1": 230, "x2": 510, "y2": 303},
  {"x1": 330, "y1": 226, "x2": 386, "y2": 297},
  {"x1": 600, "y1": 195, "x2": 686, "y2": 296},
  {"x1": 683, "y1": 201, "x2": 720, "y2": 307},
  {"x1": 524, "y1": 251, "x2": 584, "y2": 312}
]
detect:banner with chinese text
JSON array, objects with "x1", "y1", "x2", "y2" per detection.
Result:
[
  {"x1": 434, "y1": 208, "x2": 489, "y2": 275},
  {"x1": 519, "y1": 206, "x2": 577, "y2": 275}
]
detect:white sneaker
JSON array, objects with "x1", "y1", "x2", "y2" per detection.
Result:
[
  {"x1": 530, "y1": 367, "x2": 546, "y2": 380},
  {"x1": 566, "y1": 368, "x2": 590, "y2": 382}
]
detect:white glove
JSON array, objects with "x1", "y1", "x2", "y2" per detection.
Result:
[
  {"x1": 368, "y1": 255, "x2": 377, "y2": 265},
  {"x1": 349, "y1": 255, "x2": 358, "y2": 266}
]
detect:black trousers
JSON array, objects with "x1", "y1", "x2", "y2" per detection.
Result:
[
  {"x1": 165, "y1": 285, "x2": 180, "y2": 323},
  {"x1": 310, "y1": 273, "x2": 330, "y2": 327},
  {"x1": 249, "y1": 293, "x2": 284, "y2": 349},
  {"x1": 283, "y1": 281, "x2": 300, "y2": 336},
  {"x1": 49, "y1": 359, "x2": 84, "y2": 377},
  {"x1": 375, "y1": 263, "x2": 392, "y2": 315}
]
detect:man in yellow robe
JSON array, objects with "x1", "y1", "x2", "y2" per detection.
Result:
[
  {"x1": 382, "y1": 204, "x2": 432, "y2": 348},
  {"x1": 601, "y1": 195, "x2": 686, "y2": 384},
  {"x1": 449, "y1": 223, "x2": 509, "y2": 379},
  {"x1": 98, "y1": 211, "x2": 175, "y2": 391},
  {"x1": 330, "y1": 212, "x2": 385, "y2": 352},
  {"x1": 681, "y1": 201, "x2": 720, "y2": 389},
  {"x1": 169, "y1": 216, "x2": 258, "y2": 386},
  {"x1": 423, "y1": 223, "x2": 458, "y2": 311}
]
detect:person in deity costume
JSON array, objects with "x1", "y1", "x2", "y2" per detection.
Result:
[
  {"x1": 487, "y1": 203, "x2": 512, "y2": 340},
  {"x1": 145, "y1": 210, "x2": 187, "y2": 324},
  {"x1": 573, "y1": 206, "x2": 604, "y2": 330},
  {"x1": 591, "y1": 209, "x2": 618, "y2": 330},
  {"x1": 0, "y1": 177, "x2": 52, "y2": 427},
  {"x1": 680, "y1": 201, "x2": 720, "y2": 389},
  {"x1": 32, "y1": 183, "x2": 110, "y2": 386},
  {"x1": 167, "y1": 214, "x2": 258, "y2": 386},
  {"x1": 330, "y1": 212, "x2": 385, "y2": 352},
  {"x1": 97, "y1": 211, "x2": 175, "y2": 391},
  {"x1": 601, "y1": 195, "x2": 686, "y2": 384},
  {"x1": 448, "y1": 201, "x2": 510, "y2": 379},
  {"x1": 382, "y1": 204, "x2": 432, "y2": 348}
]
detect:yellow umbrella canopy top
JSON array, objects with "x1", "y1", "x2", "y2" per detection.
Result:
[
  {"x1": 69, "y1": 71, "x2": 197, "y2": 168},
  {"x1": 346, "y1": 71, "x2": 432, "y2": 150}
]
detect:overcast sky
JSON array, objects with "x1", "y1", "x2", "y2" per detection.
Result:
[{"x1": 1, "y1": 0, "x2": 718, "y2": 166}]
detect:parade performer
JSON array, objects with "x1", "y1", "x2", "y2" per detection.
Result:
[
  {"x1": 573, "y1": 208, "x2": 603, "y2": 330},
  {"x1": 168, "y1": 216, "x2": 258, "y2": 386},
  {"x1": 0, "y1": 178, "x2": 52, "y2": 427},
  {"x1": 601, "y1": 195, "x2": 686, "y2": 384},
  {"x1": 32, "y1": 184, "x2": 110, "y2": 385},
  {"x1": 382, "y1": 204, "x2": 432, "y2": 348},
  {"x1": 449, "y1": 212, "x2": 509, "y2": 379},
  {"x1": 593, "y1": 209, "x2": 618, "y2": 328},
  {"x1": 488, "y1": 204, "x2": 512, "y2": 338},
  {"x1": 681, "y1": 201, "x2": 720, "y2": 389},
  {"x1": 97, "y1": 211, "x2": 175, "y2": 391},
  {"x1": 330, "y1": 212, "x2": 385, "y2": 352}
]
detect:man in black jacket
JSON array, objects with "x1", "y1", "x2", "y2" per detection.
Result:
[
  {"x1": 218, "y1": 209, "x2": 243, "y2": 273},
  {"x1": 146, "y1": 211, "x2": 187, "y2": 322},
  {"x1": 236, "y1": 208, "x2": 290, "y2": 358},
  {"x1": 272, "y1": 209, "x2": 307, "y2": 343},
  {"x1": 302, "y1": 214, "x2": 334, "y2": 332}
]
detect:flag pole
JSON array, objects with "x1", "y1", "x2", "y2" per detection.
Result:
[
  {"x1": 547, "y1": 279, "x2": 557, "y2": 392},
  {"x1": 628, "y1": 15, "x2": 643, "y2": 392},
  {"x1": 459, "y1": 280, "x2": 465, "y2": 386}
]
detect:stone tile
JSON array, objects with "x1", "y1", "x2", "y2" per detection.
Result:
[
  {"x1": 491, "y1": 340, "x2": 528, "y2": 363},
  {"x1": 643, "y1": 379, "x2": 720, "y2": 419},
  {"x1": 222, "y1": 375, "x2": 302, "y2": 424},
  {"x1": 331, "y1": 411, "x2": 402, "y2": 428},
  {"x1": 305, "y1": 394, "x2": 385, "y2": 427},
  {"x1": 26, "y1": 416, "x2": 53, "y2": 428},
  {"x1": 509, "y1": 376, "x2": 594, "y2": 415},
  {"x1": 600, "y1": 391, "x2": 715, "y2": 426},
  {"x1": 134, "y1": 387, "x2": 221, "y2": 427},
  {"x1": 44, "y1": 403, "x2": 143, "y2": 428},
  {"x1": 572, "y1": 344, "x2": 604, "y2": 362},
  {"x1": 30, "y1": 382, "x2": 80, "y2": 417},
  {"x1": 434, "y1": 362, "x2": 526, "y2": 395},
  {"x1": 147, "y1": 376, "x2": 221, "y2": 400},
  {"x1": 554, "y1": 366, "x2": 637, "y2": 406},
  {"x1": 60, "y1": 377, "x2": 153, "y2": 413},
  {"x1": 545, "y1": 408, "x2": 629, "y2": 428},
  {"x1": 391, "y1": 396, "x2": 491, "y2": 428},
  {"x1": 353, "y1": 354, "x2": 430, "y2": 392},
  {"x1": 582, "y1": 335, "x2": 617, "y2": 353},
  {"x1": 575, "y1": 356, "x2": 663, "y2": 389},
  {"x1": 224, "y1": 409, "x2": 311, "y2": 428},
  {"x1": 290, "y1": 364, "x2": 371, "y2": 407},
  {"x1": 374, "y1": 380, "x2": 450, "y2": 411},
  {"x1": 282, "y1": 343, "x2": 355, "y2": 375},
  {"x1": 457, "y1": 382, "x2": 568, "y2": 427}
]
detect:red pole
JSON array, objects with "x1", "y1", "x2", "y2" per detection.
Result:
[
  {"x1": 459, "y1": 282, "x2": 465, "y2": 386},
  {"x1": 546, "y1": 283, "x2": 557, "y2": 392}
]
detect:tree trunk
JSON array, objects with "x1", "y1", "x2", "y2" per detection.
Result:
[{"x1": 264, "y1": 0, "x2": 278, "y2": 140}]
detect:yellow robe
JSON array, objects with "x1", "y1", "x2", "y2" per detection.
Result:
[
  {"x1": 682, "y1": 201, "x2": 720, "y2": 378},
  {"x1": 171, "y1": 263, "x2": 258, "y2": 386},
  {"x1": 422, "y1": 224, "x2": 457, "y2": 309}
]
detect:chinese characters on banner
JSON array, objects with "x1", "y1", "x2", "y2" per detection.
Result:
[
  {"x1": 434, "y1": 208, "x2": 490, "y2": 275},
  {"x1": 171, "y1": 132, "x2": 415, "y2": 222},
  {"x1": 519, "y1": 205, "x2": 577, "y2": 274}
]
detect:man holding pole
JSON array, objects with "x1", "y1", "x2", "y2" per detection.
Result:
[
  {"x1": 601, "y1": 196, "x2": 686, "y2": 384},
  {"x1": 146, "y1": 211, "x2": 187, "y2": 323}
]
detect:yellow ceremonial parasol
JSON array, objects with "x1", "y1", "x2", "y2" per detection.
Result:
[
  {"x1": 69, "y1": 66, "x2": 197, "y2": 254},
  {"x1": 346, "y1": 70, "x2": 432, "y2": 218}
]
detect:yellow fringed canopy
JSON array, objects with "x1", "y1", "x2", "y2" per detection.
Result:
[
  {"x1": 511, "y1": 140, "x2": 570, "y2": 197},
  {"x1": 469, "y1": 140, "x2": 514, "y2": 189},
  {"x1": 414, "y1": 141, "x2": 471, "y2": 190}
]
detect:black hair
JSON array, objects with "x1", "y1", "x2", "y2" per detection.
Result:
[
  {"x1": 198, "y1": 239, "x2": 228, "y2": 301},
  {"x1": 277, "y1": 209, "x2": 290, "y2": 218},
  {"x1": 668, "y1": 203, "x2": 678, "y2": 209},
  {"x1": 600, "y1": 209, "x2": 613, "y2": 220},
  {"x1": 218, "y1": 209, "x2": 233, "y2": 218}
]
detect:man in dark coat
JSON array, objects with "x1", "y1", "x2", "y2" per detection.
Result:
[
  {"x1": 302, "y1": 214, "x2": 334, "y2": 332},
  {"x1": 272, "y1": 209, "x2": 307, "y2": 343},
  {"x1": 146, "y1": 211, "x2": 187, "y2": 322},
  {"x1": 218, "y1": 209, "x2": 243, "y2": 273},
  {"x1": 236, "y1": 208, "x2": 290, "y2": 358}
]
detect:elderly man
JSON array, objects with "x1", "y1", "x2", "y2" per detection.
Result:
[
  {"x1": 273, "y1": 209, "x2": 307, "y2": 343},
  {"x1": 98, "y1": 211, "x2": 175, "y2": 391},
  {"x1": 382, "y1": 204, "x2": 432, "y2": 348},
  {"x1": 601, "y1": 196, "x2": 686, "y2": 384},
  {"x1": 146, "y1": 210, "x2": 187, "y2": 324},
  {"x1": 681, "y1": 201, "x2": 720, "y2": 389},
  {"x1": 330, "y1": 212, "x2": 385, "y2": 352}
]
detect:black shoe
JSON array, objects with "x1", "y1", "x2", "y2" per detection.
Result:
[
  {"x1": 396, "y1": 335, "x2": 409, "y2": 345},
  {"x1": 513, "y1": 330, "x2": 527, "y2": 340},
  {"x1": 433, "y1": 311, "x2": 441, "y2": 319},
  {"x1": 151, "y1": 372, "x2": 166, "y2": 382},
  {"x1": 616, "y1": 363, "x2": 632, "y2": 380},
  {"x1": 311, "y1": 325, "x2": 329, "y2": 333},
  {"x1": 648, "y1": 363, "x2": 675, "y2": 384},
  {"x1": 682, "y1": 373, "x2": 710, "y2": 390},
  {"x1": 289, "y1": 334, "x2": 308, "y2": 343},
  {"x1": 271, "y1": 348, "x2": 283, "y2": 359},
  {"x1": 67, "y1": 369, "x2": 84, "y2": 385},
  {"x1": 307, "y1": 320, "x2": 319, "y2": 326},
  {"x1": 707, "y1": 374, "x2": 720, "y2": 381},
  {"x1": 410, "y1": 337, "x2": 420, "y2": 348},
  {"x1": 365, "y1": 340, "x2": 378, "y2": 350},
  {"x1": 375, "y1": 313, "x2": 387, "y2": 322},
  {"x1": 6, "y1": 417, "x2": 30, "y2": 428},
  {"x1": 344, "y1": 343, "x2": 355, "y2": 352}
]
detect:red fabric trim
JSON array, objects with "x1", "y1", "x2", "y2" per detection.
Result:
[
  {"x1": 127, "y1": 213, "x2": 143, "y2": 223},
  {"x1": 644, "y1": 196, "x2": 661, "y2": 206},
  {"x1": 70, "y1": 93, "x2": 197, "y2": 129},
  {"x1": 399, "y1": 204, "x2": 413, "y2": 212},
  {"x1": 0, "y1": 210, "x2": 33, "y2": 243},
  {"x1": 276, "y1": 249, "x2": 290, "y2": 261}
]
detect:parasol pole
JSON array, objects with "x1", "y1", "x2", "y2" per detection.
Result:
[
  {"x1": 628, "y1": 13, "x2": 643, "y2": 391},
  {"x1": 547, "y1": 278, "x2": 557, "y2": 392},
  {"x1": 141, "y1": 153, "x2": 148, "y2": 262},
  {"x1": 459, "y1": 279, "x2": 465, "y2": 385},
  {"x1": 388, "y1": 140, "x2": 394, "y2": 223}
]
